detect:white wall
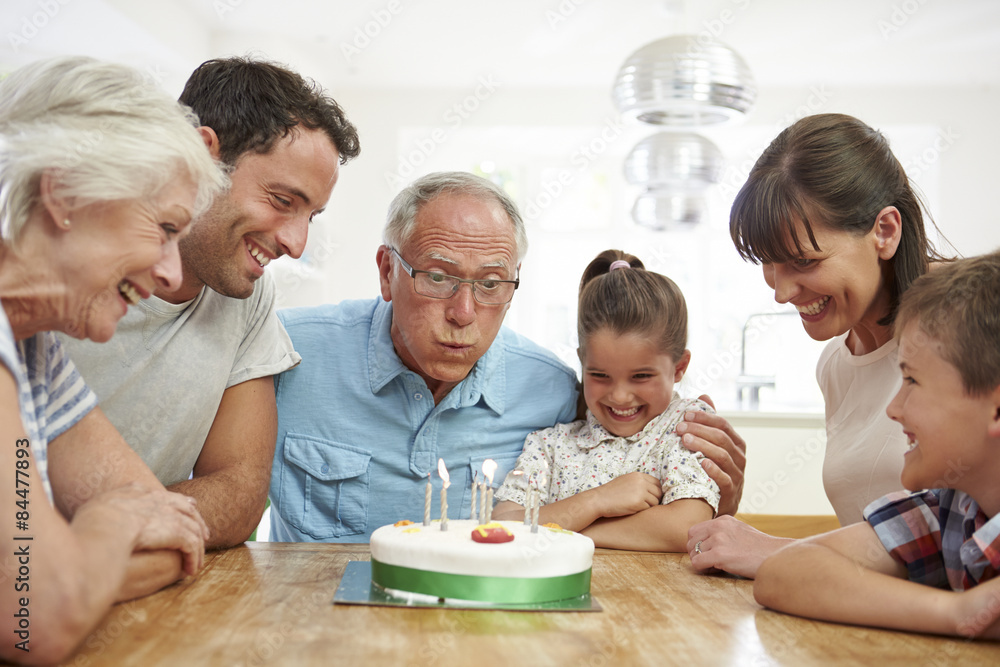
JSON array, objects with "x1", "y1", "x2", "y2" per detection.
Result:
[{"x1": 272, "y1": 82, "x2": 1000, "y2": 313}]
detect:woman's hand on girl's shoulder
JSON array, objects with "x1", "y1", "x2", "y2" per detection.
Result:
[{"x1": 676, "y1": 396, "x2": 747, "y2": 517}]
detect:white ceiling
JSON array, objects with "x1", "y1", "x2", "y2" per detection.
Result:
[{"x1": 3, "y1": 0, "x2": 999, "y2": 92}]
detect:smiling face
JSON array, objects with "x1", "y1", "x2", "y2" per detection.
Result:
[
  {"x1": 170, "y1": 127, "x2": 341, "y2": 303},
  {"x1": 582, "y1": 329, "x2": 690, "y2": 438},
  {"x1": 761, "y1": 213, "x2": 898, "y2": 343},
  {"x1": 61, "y1": 175, "x2": 198, "y2": 342},
  {"x1": 378, "y1": 192, "x2": 518, "y2": 403},
  {"x1": 887, "y1": 321, "x2": 997, "y2": 496}
]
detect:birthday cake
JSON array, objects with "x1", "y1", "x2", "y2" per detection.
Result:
[{"x1": 369, "y1": 520, "x2": 594, "y2": 604}]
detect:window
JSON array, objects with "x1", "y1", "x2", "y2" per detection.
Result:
[{"x1": 394, "y1": 123, "x2": 943, "y2": 413}]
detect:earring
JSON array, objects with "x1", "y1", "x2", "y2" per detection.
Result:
[{"x1": 62, "y1": 218, "x2": 71, "y2": 228}]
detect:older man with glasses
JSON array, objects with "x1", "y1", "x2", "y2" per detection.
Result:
[{"x1": 268, "y1": 171, "x2": 578, "y2": 542}]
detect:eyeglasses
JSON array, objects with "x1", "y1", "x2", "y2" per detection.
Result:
[{"x1": 389, "y1": 248, "x2": 519, "y2": 305}]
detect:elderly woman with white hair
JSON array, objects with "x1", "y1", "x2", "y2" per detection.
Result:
[{"x1": 0, "y1": 56, "x2": 227, "y2": 663}]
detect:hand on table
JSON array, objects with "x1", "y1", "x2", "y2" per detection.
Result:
[
  {"x1": 79, "y1": 483, "x2": 210, "y2": 576},
  {"x1": 677, "y1": 395, "x2": 747, "y2": 517},
  {"x1": 686, "y1": 515, "x2": 792, "y2": 579},
  {"x1": 591, "y1": 472, "x2": 663, "y2": 518},
  {"x1": 955, "y1": 576, "x2": 1000, "y2": 639}
]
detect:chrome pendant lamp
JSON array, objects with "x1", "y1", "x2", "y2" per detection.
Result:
[
  {"x1": 612, "y1": 35, "x2": 756, "y2": 127},
  {"x1": 623, "y1": 131, "x2": 724, "y2": 230},
  {"x1": 614, "y1": 34, "x2": 755, "y2": 229}
]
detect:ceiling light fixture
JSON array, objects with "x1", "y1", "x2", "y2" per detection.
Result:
[
  {"x1": 612, "y1": 34, "x2": 756, "y2": 127},
  {"x1": 614, "y1": 33, "x2": 755, "y2": 229}
]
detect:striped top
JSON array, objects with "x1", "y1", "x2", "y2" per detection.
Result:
[{"x1": 1, "y1": 309, "x2": 98, "y2": 502}]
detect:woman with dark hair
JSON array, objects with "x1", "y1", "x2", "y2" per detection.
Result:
[{"x1": 688, "y1": 113, "x2": 949, "y2": 578}]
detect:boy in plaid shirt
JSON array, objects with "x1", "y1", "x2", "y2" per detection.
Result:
[{"x1": 755, "y1": 249, "x2": 1000, "y2": 639}]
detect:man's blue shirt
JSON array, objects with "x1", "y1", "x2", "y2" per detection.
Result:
[{"x1": 269, "y1": 297, "x2": 579, "y2": 542}]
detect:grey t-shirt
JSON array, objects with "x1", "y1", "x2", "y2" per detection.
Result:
[{"x1": 59, "y1": 272, "x2": 300, "y2": 486}]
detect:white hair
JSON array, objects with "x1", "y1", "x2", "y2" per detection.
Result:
[
  {"x1": 383, "y1": 171, "x2": 528, "y2": 263},
  {"x1": 0, "y1": 56, "x2": 228, "y2": 244}
]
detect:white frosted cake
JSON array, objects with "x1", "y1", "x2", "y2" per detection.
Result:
[{"x1": 369, "y1": 520, "x2": 594, "y2": 604}]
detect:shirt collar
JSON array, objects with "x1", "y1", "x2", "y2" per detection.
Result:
[
  {"x1": 367, "y1": 298, "x2": 506, "y2": 415},
  {"x1": 579, "y1": 411, "x2": 645, "y2": 450}
]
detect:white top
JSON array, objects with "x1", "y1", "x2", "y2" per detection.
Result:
[
  {"x1": 818, "y1": 334, "x2": 907, "y2": 525},
  {"x1": 370, "y1": 520, "x2": 594, "y2": 578},
  {"x1": 495, "y1": 396, "x2": 721, "y2": 514},
  {"x1": 59, "y1": 272, "x2": 300, "y2": 486}
]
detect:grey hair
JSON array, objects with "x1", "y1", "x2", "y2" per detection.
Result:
[
  {"x1": 383, "y1": 171, "x2": 528, "y2": 263},
  {"x1": 0, "y1": 56, "x2": 228, "y2": 244}
]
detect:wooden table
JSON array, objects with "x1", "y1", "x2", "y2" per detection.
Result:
[{"x1": 64, "y1": 542, "x2": 1000, "y2": 666}]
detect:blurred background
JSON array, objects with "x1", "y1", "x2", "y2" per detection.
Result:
[{"x1": 3, "y1": 0, "x2": 999, "y2": 418}]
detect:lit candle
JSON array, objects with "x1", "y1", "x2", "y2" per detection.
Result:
[
  {"x1": 482, "y1": 459, "x2": 497, "y2": 523},
  {"x1": 423, "y1": 472, "x2": 432, "y2": 526},
  {"x1": 469, "y1": 471, "x2": 478, "y2": 521},
  {"x1": 438, "y1": 458, "x2": 450, "y2": 531}
]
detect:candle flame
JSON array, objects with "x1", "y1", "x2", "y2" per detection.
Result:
[
  {"x1": 482, "y1": 458, "x2": 498, "y2": 484},
  {"x1": 437, "y1": 458, "x2": 450, "y2": 488}
]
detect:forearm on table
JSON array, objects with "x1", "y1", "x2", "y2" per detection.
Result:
[
  {"x1": 581, "y1": 500, "x2": 712, "y2": 552},
  {"x1": 754, "y1": 542, "x2": 964, "y2": 635},
  {"x1": 14, "y1": 513, "x2": 141, "y2": 662},
  {"x1": 493, "y1": 493, "x2": 605, "y2": 532},
  {"x1": 168, "y1": 469, "x2": 267, "y2": 549},
  {"x1": 117, "y1": 550, "x2": 185, "y2": 602}
]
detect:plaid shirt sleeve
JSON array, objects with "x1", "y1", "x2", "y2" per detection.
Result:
[{"x1": 864, "y1": 489, "x2": 951, "y2": 589}]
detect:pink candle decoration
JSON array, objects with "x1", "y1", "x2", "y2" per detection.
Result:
[
  {"x1": 482, "y1": 459, "x2": 497, "y2": 523},
  {"x1": 438, "y1": 458, "x2": 450, "y2": 531}
]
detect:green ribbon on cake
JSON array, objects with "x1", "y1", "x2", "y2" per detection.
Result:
[{"x1": 370, "y1": 559, "x2": 591, "y2": 604}]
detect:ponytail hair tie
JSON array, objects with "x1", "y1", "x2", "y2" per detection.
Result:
[{"x1": 609, "y1": 260, "x2": 631, "y2": 271}]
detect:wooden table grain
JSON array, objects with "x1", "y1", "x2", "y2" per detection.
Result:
[{"x1": 63, "y1": 542, "x2": 1000, "y2": 666}]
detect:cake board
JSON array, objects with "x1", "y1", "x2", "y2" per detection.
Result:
[{"x1": 333, "y1": 561, "x2": 602, "y2": 612}]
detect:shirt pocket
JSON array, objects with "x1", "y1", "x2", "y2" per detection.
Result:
[
  {"x1": 467, "y1": 452, "x2": 521, "y2": 512},
  {"x1": 277, "y1": 433, "x2": 372, "y2": 539}
]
